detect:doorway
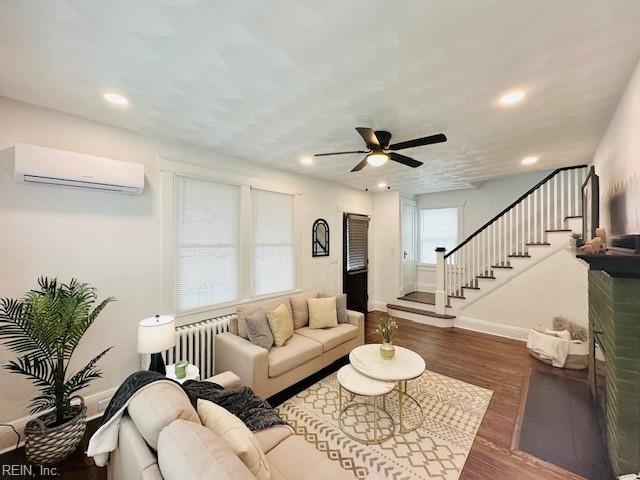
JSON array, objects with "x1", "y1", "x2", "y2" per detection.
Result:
[
  {"x1": 401, "y1": 198, "x2": 417, "y2": 295},
  {"x1": 343, "y1": 213, "x2": 369, "y2": 314}
]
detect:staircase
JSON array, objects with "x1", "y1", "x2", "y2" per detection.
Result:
[{"x1": 387, "y1": 165, "x2": 588, "y2": 326}]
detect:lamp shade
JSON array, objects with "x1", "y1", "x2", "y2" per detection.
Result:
[{"x1": 137, "y1": 315, "x2": 176, "y2": 354}]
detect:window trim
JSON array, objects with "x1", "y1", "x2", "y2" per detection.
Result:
[
  {"x1": 417, "y1": 206, "x2": 463, "y2": 266},
  {"x1": 159, "y1": 158, "x2": 302, "y2": 325}
]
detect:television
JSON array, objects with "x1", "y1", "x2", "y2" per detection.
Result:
[{"x1": 582, "y1": 166, "x2": 600, "y2": 241}]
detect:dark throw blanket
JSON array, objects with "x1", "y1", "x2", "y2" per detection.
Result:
[
  {"x1": 182, "y1": 379, "x2": 287, "y2": 432},
  {"x1": 100, "y1": 370, "x2": 287, "y2": 432}
]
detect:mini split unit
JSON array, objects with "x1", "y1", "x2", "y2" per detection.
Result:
[{"x1": 13, "y1": 143, "x2": 145, "y2": 194}]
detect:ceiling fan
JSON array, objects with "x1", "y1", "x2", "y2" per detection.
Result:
[{"x1": 314, "y1": 127, "x2": 447, "y2": 172}]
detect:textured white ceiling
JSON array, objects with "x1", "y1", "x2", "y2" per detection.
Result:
[{"x1": 1, "y1": 0, "x2": 639, "y2": 194}]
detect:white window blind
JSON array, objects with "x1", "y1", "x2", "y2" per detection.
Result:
[
  {"x1": 175, "y1": 176, "x2": 240, "y2": 311},
  {"x1": 252, "y1": 189, "x2": 295, "y2": 296},
  {"x1": 420, "y1": 207, "x2": 459, "y2": 264},
  {"x1": 345, "y1": 214, "x2": 369, "y2": 272}
]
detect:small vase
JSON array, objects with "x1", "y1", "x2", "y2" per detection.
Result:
[{"x1": 380, "y1": 342, "x2": 395, "y2": 360}]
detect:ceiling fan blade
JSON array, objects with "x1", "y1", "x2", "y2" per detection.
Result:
[
  {"x1": 350, "y1": 157, "x2": 369, "y2": 172},
  {"x1": 389, "y1": 152, "x2": 423, "y2": 168},
  {"x1": 355, "y1": 127, "x2": 380, "y2": 149},
  {"x1": 314, "y1": 150, "x2": 368, "y2": 157},
  {"x1": 388, "y1": 133, "x2": 447, "y2": 151}
]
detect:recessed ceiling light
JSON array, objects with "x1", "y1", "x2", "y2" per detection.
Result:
[
  {"x1": 299, "y1": 156, "x2": 313, "y2": 166},
  {"x1": 499, "y1": 90, "x2": 526, "y2": 106},
  {"x1": 366, "y1": 153, "x2": 388, "y2": 167},
  {"x1": 521, "y1": 156, "x2": 538, "y2": 165},
  {"x1": 377, "y1": 182, "x2": 388, "y2": 189},
  {"x1": 103, "y1": 92, "x2": 129, "y2": 105}
]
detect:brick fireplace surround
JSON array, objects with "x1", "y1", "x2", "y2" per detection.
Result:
[{"x1": 587, "y1": 267, "x2": 640, "y2": 476}]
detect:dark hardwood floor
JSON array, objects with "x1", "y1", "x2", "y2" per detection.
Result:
[
  {"x1": 0, "y1": 311, "x2": 588, "y2": 479},
  {"x1": 366, "y1": 312, "x2": 588, "y2": 480}
]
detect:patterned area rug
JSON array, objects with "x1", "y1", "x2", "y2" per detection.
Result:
[{"x1": 276, "y1": 370, "x2": 492, "y2": 480}]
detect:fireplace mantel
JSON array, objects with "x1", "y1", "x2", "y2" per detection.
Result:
[{"x1": 577, "y1": 246, "x2": 640, "y2": 278}]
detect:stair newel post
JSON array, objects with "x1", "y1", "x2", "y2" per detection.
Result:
[{"x1": 435, "y1": 247, "x2": 447, "y2": 315}]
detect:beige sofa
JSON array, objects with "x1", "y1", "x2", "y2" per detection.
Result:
[
  {"x1": 108, "y1": 371, "x2": 353, "y2": 480},
  {"x1": 215, "y1": 290, "x2": 365, "y2": 399}
]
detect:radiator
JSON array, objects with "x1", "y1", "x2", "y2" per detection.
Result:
[{"x1": 161, "y1": 314, "x2": 233, "y2": 380}]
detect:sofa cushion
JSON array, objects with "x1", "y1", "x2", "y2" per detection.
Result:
[
  {"x1": 157, "y1": 419, "x2": 254, "y2": 480},
  {"x1": 267, "y1": 434, "x2": 354, "y2": 480},
  {"x1": 254, "y1": 425, "x2": 295, "y2": 454},
  {"x1": 295, "y1": 324, "x2": 359, "y2": 353},
  {"x1": 237, "y1": 298, "x2": 293, "y2": 339},
  {"x1": 268, "y1": 334, "x2": 323, "y2": 378},
  {"x1": 245, "y1": 309, "x2": 274, "y2": 350},
  {"x1": 307, "y1": 297, "x2": 338, "y2": 329},
  {"x1": 197, "y1": 400, "x2": 270, "y2": 480},
  {"x1": 128, "y1": 381, "x2": 200, "y2": 450},
  {"x1": 318, "y1": 293, "x2": 348, "y2": 324},
  {"x1": 267, "y1": 303, "x2": 295, "y2": 347}
]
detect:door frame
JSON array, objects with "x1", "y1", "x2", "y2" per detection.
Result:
[
  {"x1": 335, "y1": 204, "x2": 373, "y2": 311},
  {"x1": 400, "y1": 197, "x2": 417, "y2": 296}
]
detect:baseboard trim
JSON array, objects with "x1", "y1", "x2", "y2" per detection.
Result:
[
  {"x1": 0, "y1": 386, "x2": 117, "y2": 454},
  {"x1": 455, "y1": 316, "x2": 529, "y2": 341},
  {"x1": 372, "y1": 301, "x2": 387, "y2": 312}
]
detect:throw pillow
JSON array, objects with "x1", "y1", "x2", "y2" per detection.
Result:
[
  {"x1": 244, "y1": 309, "x2": 274, "y2": 350},
  {"x1": 158, "y1": 419, "x2": 255, "y2": 480},
  {"x1": 197, "y1": 399, "x2": 270, "y2": 480},
  {"x1": 308, "y1": 297, "x2": 338, "y2": 329},
  {"x1": 267, "y1": 303, "x2": 294, "y2": 347},
  {"x1": 318, "y1": 293, "x2": 348, "y2": 324},
  {"x1": 290, "y1": 293, "x2": 311, "y2": 329}
]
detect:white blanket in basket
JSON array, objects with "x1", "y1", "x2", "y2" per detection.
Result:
[{"x1": 527, "y1": 329, "x2": 570, "y2": 367}]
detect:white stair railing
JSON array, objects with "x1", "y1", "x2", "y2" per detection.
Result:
[{"x1": 435, "y1": 165, "x2": 587, "y2": 314}]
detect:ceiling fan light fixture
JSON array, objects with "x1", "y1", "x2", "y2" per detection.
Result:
[{"x1": 366, "y1": 152, "x2": 388, "y2": 167}]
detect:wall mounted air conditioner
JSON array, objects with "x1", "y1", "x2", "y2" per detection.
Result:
[{"x1": 13, "y1": 143, "x2": 145, "y2": 194}]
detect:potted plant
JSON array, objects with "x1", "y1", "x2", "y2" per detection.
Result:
[
  {"x1": 0, "y1": 277, "x2": 113, "y2": 464},
  {"x1": 376, "y1": 316, "x2": 398, "y2": 360},
  {"x1": 570, "y1": 232, "x2": 584, "y2": 251}
]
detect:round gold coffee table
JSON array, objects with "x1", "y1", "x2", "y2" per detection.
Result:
[
  {"x1": 337, "y1": 365, "x2": 395, "y2": 444},
  {"x1": 349, "y1": 344, "x2": 426, "y2": 434}
]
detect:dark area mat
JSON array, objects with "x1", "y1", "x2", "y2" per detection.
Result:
[{"x1": 519, "y1": 370, "x2": 611, "y2": 479}]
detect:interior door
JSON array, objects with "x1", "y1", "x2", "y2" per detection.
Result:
[
  {"x1": 401, "y1": 200, "x2": 417, "y2": 295},
  {"x1": 343, "y1": 213, "x2": 369, "y2": 314}
]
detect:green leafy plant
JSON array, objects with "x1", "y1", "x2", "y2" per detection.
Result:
[
  {"x1": 376, "y1": 317, "x2": 398, "y2": 344},
  {"x1": 0, "y1": 277, "x2": 114, "y2": 426},
  {"x1": 571, "y1": 233, "x2": 583, "y2": 240}
]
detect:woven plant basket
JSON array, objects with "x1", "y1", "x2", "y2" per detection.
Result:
[{"x1": 24, "y1": 396, "x2": 87, "y2": 465}]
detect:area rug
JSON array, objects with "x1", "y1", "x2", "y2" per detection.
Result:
[{"x1": 275, "y1": 370, "x2": 492, "y2": 480}]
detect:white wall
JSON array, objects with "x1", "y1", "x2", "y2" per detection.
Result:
[
  {"x1": 415, "y1": 170, "x2": 553, "y2": 291},
  {"x1": 372, "y1": 191, "x2": 401, "y2": 309},
  {"x1": 592, "y1": 58, "x2": 640, "y2": 237},
  {"x1": 459, "y1": 249, "x2": 589, "y2": 339},
  {"x1": 0, "y1": 97, "x2": 374, "y2": 435}
]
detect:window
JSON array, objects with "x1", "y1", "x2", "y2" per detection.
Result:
[
  {"x1": 419, "y1": 207, "x2": 459, "y2": 264},
  {"x1": 252, "y1": 189, "x2": 295, "y2": 295},
  {"x1": 175, "y1": 176, "x2": 240, "y2": 311},
  {"x1": 167, "y1": 162, "x2": 300, "y2": 314},
  {"x1": 345, "y1": 214, "x2": 369, "y2": 272}
]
